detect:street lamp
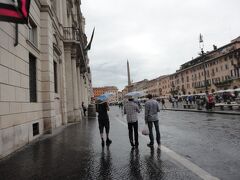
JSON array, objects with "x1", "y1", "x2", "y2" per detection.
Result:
[{"x1": 199, "y1": 34, "x2": 208, "y2": 92}]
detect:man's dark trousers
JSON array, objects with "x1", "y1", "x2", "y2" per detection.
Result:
[
  {"x1": 128, "y1": 121, "x2": 138, "y2": 146},
  {"x1": 148, "y1": 120, "x2": 160, "y2": 145}
]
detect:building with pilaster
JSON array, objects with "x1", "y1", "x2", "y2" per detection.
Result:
[{"x1": 0, "y1": 0, "x2": 92, "y2": 158}]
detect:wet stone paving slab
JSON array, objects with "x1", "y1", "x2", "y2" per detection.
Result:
[{"x1": 0, "y1": 107, "x2": 202, "y2": 180}]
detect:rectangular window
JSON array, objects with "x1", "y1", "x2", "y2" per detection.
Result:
[
  {"x1": 28, "y1": 18, "x2": 38, "y2": 46},
  {"x1": 54, "y1": 61, "x2": 58, "y2": 93},
  {"x1": 207, "y1": 70, "x2": 210, "y2": 77},
  {"x1": 29, "y1": 54, "x2": 37, "y2": 102},
  {"x1": 225, "y1": 64, "x2": 228, "y2": 70},
  {"x1": 32, "y1": 122, "x2": 39, "y2": 136}
]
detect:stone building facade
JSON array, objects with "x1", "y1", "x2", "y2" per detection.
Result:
[
  {"x1": 158, "y1": 75, "x2": 171, "y2": 97},
  {"x1": 124, "y1": 37, "x2": 240, "y2": 98},
  {"x1": 131, "y1": 79, "x2": 148, "y2": 92},
  {"x1": 168, "y1": 37, "x2": 240, "y2": 95},
  {"x1": 144, "y1": 78, "x2": 158, "y2": 97},
  {"x1": 0, "y1": 0, "x2": 92, "y2": 158}
]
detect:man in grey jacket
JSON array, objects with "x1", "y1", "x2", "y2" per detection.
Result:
[
  {"x1": 145, "y1": 94, "x2": 161, "y2": 149},
  {"x1": 124, "y1": 97, "x2": 140, "y2": 148}
]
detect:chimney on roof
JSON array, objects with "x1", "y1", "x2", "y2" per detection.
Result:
[{"x1": 213, "y1": 44, "x2": 217, "y2": 50}]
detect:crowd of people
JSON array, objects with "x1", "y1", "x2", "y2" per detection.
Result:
[{"x1": 161, "y1": 89, "x2": 240, "y2": 110}]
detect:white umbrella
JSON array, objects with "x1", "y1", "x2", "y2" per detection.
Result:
[
  {"x1": 96, "y1": 93, "x2": 114, "y2": 103},
  {"x1": 216, "y1": 90, "x2": 225, "y2": 93},
  {"x1": 124, "y1": 91, "x2": 146, "y2": 98},
  {"x1": 225, "y1": 89, "x2": 234, "y2": 92},
  {"x1": 234, "y1": 88, "x2": 240, "y2": 92}
]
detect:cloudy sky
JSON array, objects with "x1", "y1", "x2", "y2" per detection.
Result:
[{"x1": 82, "y1": 0, "x2": 240, "y2": 90}]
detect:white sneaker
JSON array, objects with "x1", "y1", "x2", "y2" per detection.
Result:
[{"x1": 157, "y1": 144, "x2": 161, "y2": 149}]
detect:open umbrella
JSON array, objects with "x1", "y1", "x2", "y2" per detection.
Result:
[
  {"x1": 225, "y1": 89, "x2": 234, "y2": 92},
  {"x1": 233, "y1": 88, "x2": 240, "y2": 92},
  {"x1": 215, "y1": 90, "x2": 225, "y2": 93},
  {"x1": 96, "y1": 93, "x2": 114, "y2": 103},
  {"x1": 125, "y1": 91, "x2": 146, "y2": 98}
]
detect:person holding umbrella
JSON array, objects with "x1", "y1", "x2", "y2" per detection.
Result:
[{"x1": 96, "y1": 93, "x2": 113, "y2": 147}]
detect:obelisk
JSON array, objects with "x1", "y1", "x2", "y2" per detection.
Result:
[{"x1": 127, "y1": 60, "x2": 131, "y2": 86}]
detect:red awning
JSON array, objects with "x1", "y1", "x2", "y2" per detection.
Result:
[{"x1": 0, "y1": 0, "x2": 31, "y2": 24}]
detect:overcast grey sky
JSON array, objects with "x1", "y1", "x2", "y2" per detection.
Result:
[{"x1": 82, "y1": 0, "x2": 240, "y2": 90}]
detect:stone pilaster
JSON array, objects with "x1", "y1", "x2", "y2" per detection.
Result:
[
  {"x1": 64, "y1": 45, "x2": 74, "y2": 122},
  {"x1": 71, "y1": 56, "x2": 80, "y2": 121},
  {"x1": 80, "y1": 74, "x2": 85, "y2": 104},
  {"x1": 40, "y1": 10, "x2": 55, "y2": 134},
  {"x1": 77, "y1": 67, "x2": 83, "y2": 118}
]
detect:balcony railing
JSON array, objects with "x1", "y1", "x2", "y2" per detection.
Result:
[
  {"x1": 214, "y1": 79, "x2": 233, "y2": 86},
  {"x1": 63, "y1": 27, "x2": 80, "y2": 41}
]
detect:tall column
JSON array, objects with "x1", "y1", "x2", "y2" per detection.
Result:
[
  {"x1": 64, "y1": 46, "x2": 74, "y2": 122},
  {"x1": 71, "y1": 56, "x2": 80, "y2": 121},
  {"x1": 59, "y1": 57, "x2": 67, "y2": 125},
  {"x1": 77, "y1": 67, "x2": 83, "y2": 118},
  {"x1": 85, "y1": 76, "x2": 89, "y2": 105},
  {"x1": 80, "y1": 74, "x2": 85, "y2": 104},
  {"x1": 59, "y1": 41, "x2": 68, "y2": 125}
]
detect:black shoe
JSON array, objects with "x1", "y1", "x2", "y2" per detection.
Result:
[
  {"x1": 147, "y1": 143, "x2": 154, "y2": 148},
  {"x1": 130, "y1": 142, "x2": 135, "y2": 147},
  {"x1": 101, "y1": 139, "x2": 105, "y2": 147},
  {"x1": 106, "y1": 138, "x2": 112, "y2": 146}
]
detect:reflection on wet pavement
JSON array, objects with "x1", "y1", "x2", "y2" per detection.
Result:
[{"x1": 0, "y1": 107, "x2": 202, "y2": 180}]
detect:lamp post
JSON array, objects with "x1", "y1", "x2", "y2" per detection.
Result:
[{"x1": 199, "y1": 34, "x2": 208, "y2": 92}]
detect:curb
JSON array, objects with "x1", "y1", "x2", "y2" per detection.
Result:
[{"x1": 164, "y1": 108, "x2": 240, "y2": 115}]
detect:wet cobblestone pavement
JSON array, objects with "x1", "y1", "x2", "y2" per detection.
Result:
[{"x1": 0, "y1": 108, "x2": 203, "y2": 180}]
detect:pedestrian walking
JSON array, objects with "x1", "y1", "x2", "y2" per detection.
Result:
[
  {"x1": 82, "y1": 102, "x2": 87, "y2": 116},
  {"x1": 145, "y1": 94, "x2": 161, "y2": 149},
  {"x1": 96, "y1": 102, "x2": 112, "y2": 146},
  {"x1": 124, "y1": 97, "x2": 140, "y2": 148},
  {"x1": 175, "y1": 96, "x2": 179, "y2": 108},
  {"x1": 205, "y1": 91, "x2": 215, "y2": 110},
  {"x1": 161, "y1": 98, "x2": 166, "y2": 109},
  {"x1": 170, "y1": 97, "x2": 175, "y2": 107}
]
